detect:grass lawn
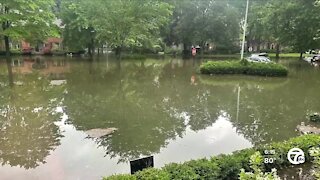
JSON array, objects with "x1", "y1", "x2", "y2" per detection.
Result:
[
  {"x1": 200, "y1": 53, "x2": 309, "y2": 59},
  {"x1": 268, "y1": 53, "x2": 311, "y2": 58}
]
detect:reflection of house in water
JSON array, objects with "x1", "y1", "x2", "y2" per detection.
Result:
[{"x1": 11, "y1": 57, "x2": 70, "y2": 80}]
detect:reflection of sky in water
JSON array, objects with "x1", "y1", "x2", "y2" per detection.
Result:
[
  {"x1": 0, "y1": 107, "x2": 251, "y2": 179},
  {"x1": 2, "y1": 58, "x2": 318, "y2": 179}
]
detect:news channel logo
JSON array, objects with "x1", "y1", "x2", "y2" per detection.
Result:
[{"x1": 287, "y1": 148, "x2": 305, "y2": 165}]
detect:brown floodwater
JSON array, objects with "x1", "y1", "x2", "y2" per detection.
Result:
[{"x1": 0, "y1": 56, "x2": 319, "y2": 179}]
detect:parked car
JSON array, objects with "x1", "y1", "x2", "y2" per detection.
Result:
[
  {"x1": 246, "y1": 53, "x2": 271, "y2": 63},
  {"x1": 304, "y1": 54, "x2": 320, "y2": 63}
]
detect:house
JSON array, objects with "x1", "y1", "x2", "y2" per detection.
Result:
[{"x1": 42, "y1": 37, "x2": 63, "y2": 55}]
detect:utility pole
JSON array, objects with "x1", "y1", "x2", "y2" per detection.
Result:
[{"x1": 240, "y1": 0, "x2": 249, "y2": 60}]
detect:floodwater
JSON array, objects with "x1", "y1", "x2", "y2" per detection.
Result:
[{"x1": 0, "y1": 56, "x2": 319, "y2": 179}]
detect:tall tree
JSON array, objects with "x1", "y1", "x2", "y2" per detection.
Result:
[
  {"x1": 167, "y1": 0, "x2": 240, "y2": 56},
  {"x1": 59, "y1": 0, "x2": 95, "y2": 54},
  {"x1": 248, "y1": 0, "x2": 320, "y2": 58},
  {"x1": 0, "y1": 0, "x2": 58, "y2": 56},
  {"x1": 60, "y1": 0, "x2": 172, "y2": 57}
]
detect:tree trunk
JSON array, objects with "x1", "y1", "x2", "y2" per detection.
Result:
[
  {"x1": 4, "y1": 35, "x2": 10, "y2": 57},
  {"x1": 182, "y1": 43, "x2": 190, "y2": 59},
  {"x1": 300, "y1": 52, "x2": 303, "y2": 59},
  {"x1": 115, "y1": 46, "x2": 122, "y2": 60},
  {"x1": 88, "y1": 45, "x2": 92, "y2": 56},
  {"x1": 275, "y1": 43, "x2": 280, "y2": 59},
  {"x1": 3, "y1": 7, "x2": 10, "y2": 57},
  {"x1": 257, "y1": 39, "x2": 261, "y2": 52},
  {"x1": 200, "y1": 42, "x2": 205, "y2": 58}
]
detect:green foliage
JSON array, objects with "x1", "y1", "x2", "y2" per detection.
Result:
[
  {"x1": 309, "y1": 113, "x2": 320, "y2": 122},
  {"x1": 60, "y1": 0, "x2": 173, "y2": 54},
  {"x1": 103, "y1": 135, "x2": 320, "y2": 180},
  {"x1": 309, "y1": 147, "x2": 320, "y2": 179},
  {"x1": 0, "y1": 0, "x2": 58, "y2": 45},
  {"x1": 183, "y1": 159, "x2": 220, "y2": 179},
  {"x1": 248, "y1": 0, "x2": 320, "y2": 54},
  {"x1": 215, "y1": 149, "x2": 255, "y2": 180},
  {"x1": 163, "y1": 163, "x2": 199, "y2": 180},
  {"x1": 166, "y1": 0, "x2": 240, "y2": 52},
  {"x1": 135, "y1": 168, "x2": 170, "y2": 180},
  {"x1": 239, "y1": 152, "x2": 280, "y2": 180},
  {"x1": 200, "y1": 61, "x2": 288, "y2": 77},
  {"x1": 103, "y1": 174, "x2": 137, "y2": 180},
  {"x1": 246, "y1": 63, "x2": 288, "y2": 77}
]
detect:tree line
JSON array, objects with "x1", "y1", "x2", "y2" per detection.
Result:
[{"x1": 1, "y1": 0, "x2": 320, "y2": 58}]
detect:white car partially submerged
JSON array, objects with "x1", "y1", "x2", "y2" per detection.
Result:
[
  {"x1": 304, "y1": 54, "x2": 320, "y2": 63},
  {"x1": 246, "y1": 53, "x2": 271, "y2": 63}
]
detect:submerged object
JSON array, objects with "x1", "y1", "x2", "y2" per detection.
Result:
[
  {"x1": 50, "y1": 80, "x2": 67, "y2": 86},
  {"x1": 85, "y1": 128, "x2": 118, "y2": 138},
  {"x1": 296, "y1": 122, "x2": 320, "y2": 134},
  {"x1": 310, "y1": 113, "x2": 320, "y2": 122}
]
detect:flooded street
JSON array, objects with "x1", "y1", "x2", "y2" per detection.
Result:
[{"x1": 0, "y1": 57, "x2": 320, "y2": 179}]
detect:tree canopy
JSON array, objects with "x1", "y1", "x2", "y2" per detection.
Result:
[
  {"x1": 60, "y1": 0, "x2": 173, "y2": 56},
  {"x1": 247, "y1": 0, "x2": 320, "y2": 57},
  {"x1": 1, "y1": 0, "x2": 320, "y2": 57},
  {"x1": 0, "y1": 0, "x2": 58, "y2": 55}
]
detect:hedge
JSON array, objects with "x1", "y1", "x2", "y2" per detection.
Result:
[
  {"x1": 199, "y1": 61, "x2": 288, "y2": 77},
  {"x1": 103, "y1": 135, "x2": 320, "y2": 180}
]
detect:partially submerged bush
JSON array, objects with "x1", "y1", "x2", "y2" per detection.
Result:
[
  {"x1": 200, "y1": 61, "x2": 288, "y2": 77},
  {"x1": 103, "y1": 135, "x2": 320, "y2": 180},
  {"x1": 309, "y1": 113, "x2": 320, "y2": 122}
]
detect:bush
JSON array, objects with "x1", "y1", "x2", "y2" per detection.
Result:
[
  {"x1": 309, "y1": 147, "x2": 320, "y2": 179},
  {"x1": 163, "y1": 163, "x2": 199, "y2": 180},
  {"x1": 184, "y1": 159, "x2": 220, "y2": 179},
  {"x1": 239, "y1": 152, "x2": 281, "y2": 180},
  {"x1": 309, "y1": 113, "x2": 320, "y2": 122},
  {"x1": 103, "y1": 174, "x2": 137, "y2": 180},
  {"x1": 103, "y1": 135, "x2": 320, "y2": 180},
  {"x1": 214, "y1": 149, "x2": 256, "y2": 180},
  {"x1": 135, "y1": 168, "x2": 170, "y2": 180},
  {"x1": 200, "y1": 61, "x2": 288, "y2": 77}
]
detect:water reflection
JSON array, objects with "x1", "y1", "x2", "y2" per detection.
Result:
[
  {"x1": 0, "y1": 58, "x2": 65, "y2": 169},
  {"x1": 0, "y1": 57, "x2": 320, "y2": 178}
]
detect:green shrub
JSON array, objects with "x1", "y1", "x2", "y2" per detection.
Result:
[
  {"x1": 164, "y1": 163, "x2": 199, "y2": 180},
  {"x1": 135, "y1": 168, "x2": 170, "y2": 180},
  {"x1": 309, "y1": 147, "x2": 320, "y2": 179},
  {"x1": 200, "y1": 61, "x2": 288, "y2": 77},
  {"x1": 246, "y1": 63, "x2": 288, "y2": 76},
  {"x1": 103, "y1": 135, "x2": 320, "y2": 180},
  {"x1": 214, "y1": 149, "x2": 256, "y2": 180},
  {"x1": 184, "y1": 159, "x2": 220, "y2": 179},
  {"x1": 239, "y1": 152, "x2": 281, "y2": 180},
  {"x1": 103, "y1": 174, "x2": 137, "y2": 180},
  {"x1": 309, "y1": 113, "x2": 320, "y2": 122}
]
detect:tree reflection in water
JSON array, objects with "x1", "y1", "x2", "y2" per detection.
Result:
[
  {"x1": 2, "y1": 58, "x2": 319, "y2": 167},
  {"x1": 0, "y1": 58, "x2": 64, "y2": 169},
  {"x1": 64, "y1": 59, "x2": 320, "y2": 163},
  {"x1": 64, "y1": 59, "x2": 223, "y2": 162}
]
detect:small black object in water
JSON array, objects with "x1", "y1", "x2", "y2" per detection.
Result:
[{"x1": 130, "y1": 156, "x2": 154, "y2": 174}]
